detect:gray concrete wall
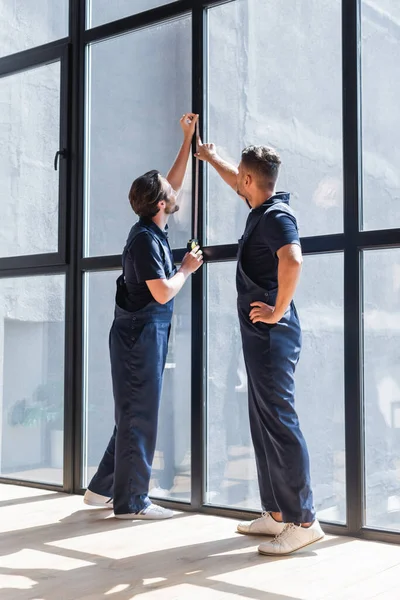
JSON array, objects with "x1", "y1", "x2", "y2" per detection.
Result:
[{"x1": 0, "y1": 1, "x2": 68, "y2": 57}]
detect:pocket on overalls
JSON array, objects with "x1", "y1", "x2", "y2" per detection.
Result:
[
  {"x1": 113, "y1": 316, "x2": 145, "y2": 351},
  {"x1": 130, "y1": 318, "x2": 146, "y2": 349}
]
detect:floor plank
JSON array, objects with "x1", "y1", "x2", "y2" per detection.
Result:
[{"x1": 0, "y1": 484, "x2": 399, "y2": 600}]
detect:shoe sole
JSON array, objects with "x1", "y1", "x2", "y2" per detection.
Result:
[
  {"x1": 258, "y1": 534, "x2": 325, "y2": 556},
  {"x1": 237, "y1": 527, "x2": 276, "y2": 536},
  {"x1": 114, "y1": 513, "x2": 173, "y2": 520}
]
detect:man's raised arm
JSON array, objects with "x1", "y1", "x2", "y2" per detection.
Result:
[
  {"x1": 195, "y1": 138, "x2": 245, "y2": 201},
  {"x1": 166, "y1": 113, "x2": 198, "y2": 195}
]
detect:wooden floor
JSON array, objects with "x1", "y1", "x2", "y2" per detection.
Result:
[{"x1": 0, "y1": 484, "x2": 399, "y2": 600}]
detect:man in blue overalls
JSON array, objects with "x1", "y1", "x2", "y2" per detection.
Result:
[
  {"x1": 196, "y1": 141, "x2": 324, "y2": 554},
  {"x1": 84, "y1": 113, "x2": 203, "y2": 520}
]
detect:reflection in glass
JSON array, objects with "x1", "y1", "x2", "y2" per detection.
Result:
[
  {"x1": 0, "y1": 1, "x2": 68, "y2": 57},
  {"x1": 207, "y1": 0, "x2": 343, "y2": 244},
  {"x1": 0, "y1": 63, "x2": 60, "y2": 258},
  {"x1": 296, "y1": 253, "x2": 345, "y2": 524},
  {"x1": 0, "y1": 275, "x2": 65, "y2": 484},
  {"x1": 363, "y1": 249, "x2": 400, "y2": 531},
  {"x1": 361, "y1": 0, "x2": 400, "y2": 230},
  {"x1": 87, "y1": 0, "x2": 179, "y2": 29},
  {"x1": 206, "y1": 262, "x2": 258, "y2": 508}
]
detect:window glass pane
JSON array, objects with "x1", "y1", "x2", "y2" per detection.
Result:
[
  {"x1": 0, "y1": 1, "x2": 68, "y2": 57},
  {"x1": 363, "y1": 249, "x2": 400, "y2": 532},
  {"x1": 206, "y1": 255, "x2": 345, "y2": 524},
  {"x1": 0, "y1": 63, "x2": 60, "y2": 258},
  {"x1": 84, "y1": 17, "x2": 192, "y2": 257},
  {"x1": 361, "y1": 1, "x2": 400, "y2": 230},
  {"x1": 87, "y1": 0, "x2": 179, "y2": 29},
  {"x1": 296, "y1": 253, "x2": 345, "y2": 524},
  {"x1": 206, "y1": 0, "x2": 343, "y2": 244},
  {"x1": 0, "y1": 274, "x2": 65, "y2": 485},
  {"x1": 83, "y1": 270, "x2": 191, "y2": 501},
  {"x1": 206, "y1": 263, "x2": 256, "y2": 508}
]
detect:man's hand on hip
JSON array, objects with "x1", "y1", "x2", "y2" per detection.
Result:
[{"x1": 249, "y1": 301, "x2": 281, "y2": 325}]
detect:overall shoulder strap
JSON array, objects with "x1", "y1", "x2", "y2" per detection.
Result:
[
  {"x1": 122, "y1": 225, "x2": 166, "y2": 279},
  {"x1": 264, "y1": 202, "x2": 295, "y2": 218},
  {"x1": 263, "y1": 202, "x2": 298, "y2": 232}
]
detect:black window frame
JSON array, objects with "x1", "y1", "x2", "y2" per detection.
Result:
[{"x1": 0, "y1": 0, "x2": 399, "y2": 546}]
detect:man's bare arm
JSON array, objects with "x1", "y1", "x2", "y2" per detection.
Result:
[
  {"x1": 249, "y1": 243, "x2": 303, "y2": 325},
  {"x1": 195, "y1": 138, "x2": 247, "y2": 202},
  {"x1": 273, "y1": 243, "x2": 303, "y2": 320},
  {"x1": 146, "y1": 246, "x2": 203, "y2": 304},
  {"x1": 166, "y1": 113, "x2": 198, "y2": 195}
]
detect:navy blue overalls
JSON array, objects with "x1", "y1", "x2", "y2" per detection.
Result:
[
  {"x1": 237, "y1": 200, "x2": 315, "y2": 523},
  {"x1": 88, "y1": 222, "x2": 175, "y2": 515}
]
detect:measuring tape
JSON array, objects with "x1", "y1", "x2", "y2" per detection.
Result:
[{"x1": 187, "y1": 118, "x2": 200, "y2": 253}]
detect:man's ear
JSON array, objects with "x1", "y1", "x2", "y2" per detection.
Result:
[{"x1": 245, "y1": 173, "x2": 252, "y2": 186}]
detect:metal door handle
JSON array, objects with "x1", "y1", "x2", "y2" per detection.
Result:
[{"x1": 54, "y1": 148, "x2": 67, "y2": 171}]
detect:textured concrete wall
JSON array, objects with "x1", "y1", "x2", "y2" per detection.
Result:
[
  {"x1": 0, "y1": 1, "x2": 68, "y2": 57},
  {"x1": 88, "y1": 0, "x2": 179, "y2": 28}
]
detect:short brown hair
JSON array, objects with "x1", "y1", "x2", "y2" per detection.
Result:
[
  {"x1": 128, "y1": 170, "x2": 167, "y2": 218},
  {"x1": 241, "y1": 145, "x2": 281, "y2": 188}
]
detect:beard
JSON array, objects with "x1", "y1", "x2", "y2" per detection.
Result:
[
  {"x1": 236, "y1": 185, "x2": 248, "y2": 203},
  {"x1": 165, "y1": 202, "x2": 180, "y2": 215}
]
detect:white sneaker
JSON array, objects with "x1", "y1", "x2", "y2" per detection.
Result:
[
  {"x1": 83, "y1": 489, "x2": 113, "y2": 509},
  {"x1": 258, "y1": 520, "x2": 325, "y2": 556},
  {"x1": 115, "y1": 503, "x2": 174, "y2": 520},
  {"x1": 237, "y1": 512, "x2": 285, "y2": 536}
]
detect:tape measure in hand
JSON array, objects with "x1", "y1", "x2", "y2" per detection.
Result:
[{"x1": 187, "y1": 239, "x2": 199, "y2": 252}]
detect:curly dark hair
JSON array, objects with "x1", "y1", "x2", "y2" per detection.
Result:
[
  {"x1": 241, "y1": 145, "x2": 281, "y2": 187},
  {"x1": 128, "y1": 170, "x2": 167, "y2": 218}
]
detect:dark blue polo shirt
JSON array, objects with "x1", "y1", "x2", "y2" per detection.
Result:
[
  {"x1": 123, "y1": 218, "x2": 175, "y2": 311},
  {"x1": 241, "y1": 192, "x2": 300, "y2": 289}
]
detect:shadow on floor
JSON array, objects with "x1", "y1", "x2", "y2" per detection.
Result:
[
  {"x1": 0, "y1": 503, "x2": 352, "y2": 600},
  {"x1": 0, "y1": 492, "x2": 65, "y2": 509}
]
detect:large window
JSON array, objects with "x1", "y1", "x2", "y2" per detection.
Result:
[
  {"x1": 1, "y1": 0, "x2": 399, "y2": 548},
  {"x1": 81, "y1": 11, "x2": 193, "y2": 503},
  {"x1": 206, "y1": 0, "x2": 343, "y2": 245},
  {"x1": 84, "y1": 16, "x2": 192, "y2": 257}
]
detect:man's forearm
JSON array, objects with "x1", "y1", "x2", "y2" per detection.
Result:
[
  {"x1": 148, "y1": 267, "x2": 191, "y2": 305},
  {"x1": 208, "y1": 155, "x2": 239, "y2": 191},
  {"x1": 163, "y1": 268, "x2": 190, "y2": 302},
  {"x1": 274, "y1": 259, "x2": 302, "y2": 320},
  {"x1": 166, "y1": 138, "x2": 192, "y2": 194}
]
